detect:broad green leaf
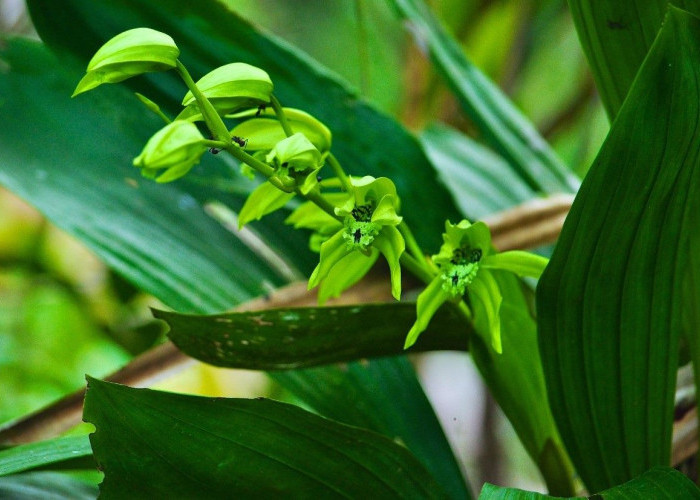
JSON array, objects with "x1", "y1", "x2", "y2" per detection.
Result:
[
  {"x1": 156, "y1": 303, "x2": 469, "y2": 370},
  {"x1": 0, "y1": 471, "x2": 98, "y2": 500},
  {"x1": 478, "y1": 466, "x2": 700, "y2": 499},
  {"x1": 537, "y1": 7, "x2": 700, "y2": 493},
  {"x1": 270, "y1": 357, "x2": 471, "y2": 500},
  {"x1": 420, "y1": 124, "x2": 536, "y2": 220},
  {"x1": 388, "y1": 0, "x2": 580, "y2": 194},
  {"x1": 568, "y1": 0, "x2": 700, "y2": 119},
  {"x1": 84, "y1": 377, "x2": 449, "y2": 499},
  {"x1": 0, "y1": 436, "x2": 92, "y2": 477},
  {"x1": 27, "y1": 0, "x2": 462, "y2": 251}
]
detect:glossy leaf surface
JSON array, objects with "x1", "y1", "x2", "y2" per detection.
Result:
[
  {"x1": 157, "y1": 303, "x2": 469, "y2": 370},
  {"x1": 538, "y1": 8, "x2": 700, "y2": 492},
  {"x1": 0, "y1": 436, "x2": 92, "y2": 476},
  {"x1": 84, "y1": 377, "x2": 449, "y2": 499}
]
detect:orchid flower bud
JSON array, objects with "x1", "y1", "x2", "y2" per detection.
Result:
[
  {"x1": 179, "y1": 63, "x2": 273, "y2": 119},
  {"x1": 133, "y1": 120, "x2": 207, "y2": 183},
  {"x1": 73, "y1": 28, "x2": 179, "y2": 97}
]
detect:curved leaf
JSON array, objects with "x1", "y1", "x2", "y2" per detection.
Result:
[
  {"x1": 0, "y1": 436, "x2": 92, "y2": 477},
  {"x1": 84, "y1": 377, "x2": 449, "y2": 499},
  {"x1": 389, "y1": 0, "x2": 580, "y2": 194},
  {"x1": 269, "y1": 357, "x2": 471, "y2": 500},
  {"x1": 538, "y1": 7, "x2": 700, "y2": 492},
  {"x1": 157, "y1": 303, "x2": 469, "y2": 370},
  {"x1": 568, "y1": 0, "x2": 700, "y2": 119}
]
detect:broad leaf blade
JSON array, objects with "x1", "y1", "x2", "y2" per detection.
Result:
[
  {"x1": 157, "y1": 303, "x2": 469, "y2": 370},
  {"x1": 420, "y1": 124, "x2": 536, "y2": 220},
  {"x1": 478, "y1": 467, "x2": 700, "y2": 499},
  {"x1": 84, "y1": 377, "x2": 449, "y2": 499},
  {"x1": 389, "y1": 0, "x2": 579, "y2": 194},
  {"x1": 271, "y1": 357, "x2": 470, "y2": 500},
  {"x1": 568, "y1": 0, "x2": 700, "y2": 119},
  {"x1": 537, "y1": 7, "x2": 700, "y2": 492},
  {"x1": 0, "y1": 436, "x2": 92, "y2": 477}
]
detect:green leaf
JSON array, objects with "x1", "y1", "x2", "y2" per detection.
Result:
[
  {"x1": 537, "y1": 7, "x2": 700, "y2": 492},
  {"x1": 478, "y1": 467, "x2": 700, "y2": 499},
  {"x1": 269, "y1": 357, "x2": 472, "y2": 500},
  {"x1": 27, "y1": 0, "x2": 461, "y2": 251},
  {"x1": 568, "y1": 0, "x2": 700, "y2": 119},
  {"x1": 156, "y1": 303, "x2": 469, "y2": 370},
  {"x1": 84, "y1": 377, "x2": 450, "y2": 499},
  {"x1": 0, "y1": 436, "x2": 92, "y2": 477},
  {"x1": 388, "y1": 0, "x2": 579, "y2": 194},
  {"x1": 420, "y1": 124, "x2": 536, "y2": 220},
  {"x1": 0, "y1": 471, "x2": 98, "y2": 500}
]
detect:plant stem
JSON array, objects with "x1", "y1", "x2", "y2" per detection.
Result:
[
  {"x1": 327, "y1": 154, "x2": 353, "y2": 192},
  {"x1": 270, "y1": 94, "x2": 294, "y2": 137},
  {"x1": 399, "y1": 252, "x2": 435, "y2": 285},
  {"x1": 398, "y1": 221, "x2": 424, "y2": 263},
  {"x1": 175, "y1": 60, "x2": 230, "y2": 143}
]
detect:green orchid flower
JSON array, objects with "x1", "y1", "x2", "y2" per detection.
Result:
[
  {"x1": 132, "y1": 120, "x2": 208, "y2": 182},
  {"x1": 237, "y1": 133, "x2": 324, "y2": 227},
  {"x1": 308, "y1": 176, "x2": 405, "y2": 301},
  {"x1": 178, "y1": 63, "x2": 273, "y2": 120},
  {"x1": 73, "y1": 28, "x2": 179, "y2": 97},
  {"x1": 404, "y1": 220, "x2": 548, "y2": 353}
]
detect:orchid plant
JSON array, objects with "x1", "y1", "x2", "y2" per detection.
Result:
[{"x1": 73, "y1": 27, "x2": 547, "y2": 355}]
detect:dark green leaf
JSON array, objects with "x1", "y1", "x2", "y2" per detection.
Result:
[
  {"x1": 388, "y1": 0, "x2": 580, "y2": 194},
  {"x1": 420, "y1": 124, "x2": 536, "y2": 220},
  {"x1": 478, "y1": 466, "x2": 700, "y2": 499},
  {"x1": 270, "y1": 357, "x2": 471, "y2": 500},
  {"x1": 0, "y1": 436, "x2": 92, "y2": 476},
  {"x1": 26, "y1": 0, "x2": 461, "y2": 250},
  {"x1": 537, "y1": 7, "x2": 700, "y2": 492},
  {"x1": 84, "y1": 377, "x2": 449, "y2": 499},
  {"x1": 157, "y1": 303, "x2": 469, "y2": 370},
  {"x1": 568, "y1": 0, "x2": 700, "y2": 119},
  {"x1": 157, "y1": 303, "x2": 473, "y2": 498},
  {"x1": 0, "y1": 471, "x2": 97, "y2": 500}
]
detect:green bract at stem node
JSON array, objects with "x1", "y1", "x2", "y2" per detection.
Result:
[
  {"x1": 308, "y1": 176, "x2": 405, "y2": 302},
  {"x1": 404, "y1": 220, "x2": 549, "y2": 353},
  {"x1": 72, "y1": 28, "x2": 179, "y2": 97}
]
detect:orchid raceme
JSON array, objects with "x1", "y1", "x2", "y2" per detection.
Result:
[
  {"x1": 265, "y1": 133, "x2": 324, "y2": 194},
  {"x1": 308, "y1": 176, "x2": 405, "y2": 301},
  {"x1": 73, "y1": 28, "x2": 179, "y2": 97},
  {"x1": 404, "y1": 220, "x2": 548, "y2": 352},
  {"x1": 132, "y1": 120, "x2": 208, "y2": 183}
]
